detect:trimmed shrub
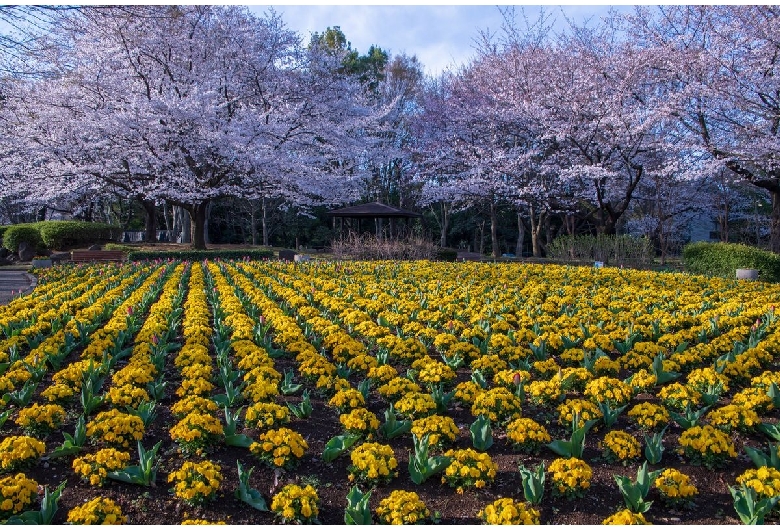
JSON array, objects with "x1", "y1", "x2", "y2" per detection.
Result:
[
  {"x1": 682, "y1": 242, "x2": 780, "y2": 282},
  {"x1": 127, "y1": 249, "x2": 274, "y2": 261},
  {"x1": 2, "y1": 225, "x2": 45, "y2": 253},
  {"x1": 33, "y1": 221, "x2": 121, "y2": 250},
  {"x1": 0, "y1": 225, "x2": 10, "y2": 244},
  {"x1": 436, "y1": 248, "x2": 458, "y2": 262},
  {"x1": 104, "y1": 243, "x2": 137, "y2": 252}
]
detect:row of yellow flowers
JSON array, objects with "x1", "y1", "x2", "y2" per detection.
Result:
[{"x1": 0, "y1": 262, "x2": 174, "y2": 523}]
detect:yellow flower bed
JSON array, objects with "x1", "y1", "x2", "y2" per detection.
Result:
[
  {"x1": 0, "y1": 473, "x2": 37, "y2": 516},
  {"x1": 245, "y1": 402, "x2": 290, "y2": 430},
  {"x1": 167, "y1": 460, "x2": 223, "y2": 507},
  {"x1": 169, "y1": 412, "x2": 224, "y2": 456},
  {"x1": 506, "y1": 417, "x2": 551, "y2": 454},
  {"x1": 441, "y1": 448, "x2": 497, "y2": 493},
  {"x1": 72, "y1": 448, "x2": 131, "y2": 486},
  {"x1": 0, "y1": 436, "x2": 45, "y2": 472},
  {"x1": 8, "y1": 258, "x2": 780, "y2": 525},
  {"x1": 410, "y1": 415, "x2": 459, "y2": 448},
  {"x1": 627, "y1": 402, "x2": 670, "y2": 431},
  {"x1": 478, "y1": 498, "x2": 540, "y2": 525},
  {"x1": 348, "y1": 442, "x2": 398, "y2": 487},
  {"x1": 340, "y1": 407, "x2": 380, "y2": 438},
  {"x1": 655, "y1": 468, "x2": 698, "y2": 507},
  {"x1": 548, "y1": 457, "x2": 592, "y2": 499},
  {"x1": 600, "y1": 430, "x2": 641, "y2": 464},
  {"x1": 602, "y1": 509, "x2": 650, "y2": 525},
  {"x1": 86, "y1": 409, "x2": 145, "y2": 449},
  {"x1": 736, "y1": 466, "x2": 780, "y2": 499},
  {"x1": 14, "y1": 403, "x2": 66, "y2": 437},
  {"x1": 376, "y1": 490, "x2": 430, "y2": 525},
  {"x1": 271, "y1": 484, "x2": 319, "y2": 524},
  {"x1": 328, "y1": 388, "x2": 366, "y2": 413},
  {"x1": 250, "y1": 427, "x2": 308, "y2": 470},
  {"x1": 677, "y1": 425, "x2": 737, "y2": 469},
  {"x1": 66, "y1": 497, "x2": 127, "y2": 525},
  {"x1": 470, "y1": 387, "x2": 522, "y2": 425}
]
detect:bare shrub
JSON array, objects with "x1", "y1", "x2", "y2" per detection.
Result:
[
  {"x1": 331, "y1": 233, "x2": 439, "y2": 261},
  {"x1": 547, "y1": 234, "x2": 653, "y2": 267}
]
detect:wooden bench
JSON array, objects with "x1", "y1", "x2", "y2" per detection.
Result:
[{"x1": 71, "y1": 250, "x2": 126, "y2": 263}]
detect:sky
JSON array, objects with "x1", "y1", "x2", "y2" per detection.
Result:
[{"x1": 251, "y1": 4, "x2": 635, "y2": 77}]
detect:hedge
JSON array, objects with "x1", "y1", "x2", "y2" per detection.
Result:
[
  {"x1": 33, "y1": 221, "x2": 121, "y2": 250},
  {"x1": 127, "y1": 249, "x2": 275, "y2": 261},
  {"x1": 0, "y1": 221, "x2": 121, "y2": 252},
  {"x1": 436, "y1": 248, "x2": 458, "y2": 262},
  {"x1": 682, "y1": 241, "x2": 780, "y2": 283},
  {"x1": 3, "y1": 225, "x2": 45, "y2": 253}
]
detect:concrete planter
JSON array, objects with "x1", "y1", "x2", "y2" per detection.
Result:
[
  {"x1": 31, "y1": 259, "x2": 52, "y2": 269},
  {"x1": 736, "y1": 268, "x2": 759, "y2": 280}
]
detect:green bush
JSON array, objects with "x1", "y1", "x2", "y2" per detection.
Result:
[
  {"x1": 436, "y1": 248, "x2": 458, "y2": 262},
  {"x1": 127, "y1": 249, "x2": 274, "y2": 261},
  {"x1": 3, "y1": 225, "x2": 45, "y2": 253},
  {"x1": 0, "y1": 225, "x2": 10, "y2": 244},
  {"x1": 33, "y1": 221, "x2": 121, "y2": 250},
  {"x1": 104, "y1": 243, "x2": 138, "y2": 252},
  {"x1": 682, "y1": 242, "x2": 780, "y2": 282}
]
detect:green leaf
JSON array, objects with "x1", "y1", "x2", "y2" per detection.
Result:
[
  {"x1": 546, "y1": 440, "x2": 574, "y2": 457},
  {"x1": 323, "y1": 434, "x2": 361, "y2": 463},
  {"x1": 470, "y1": 415, "x2": 493, "y2": 451},
  {"x1": 225, "y1": 434, "x2": 254, "y2": 448},
  {"x1": 344, "y1": 485, "x2": 373, "y2": 525},
  {"x1": 759, "y1": 422, "x2": 780, "y2": 442},
  {"x1": 234, "y1": 461, "x2": 269, "y2": 511},
  {"x1": 518, "y1": 461, "x2": 545, "y2": 505},
  {"x1": 730, "y1": 485, "x2": 780, "y2": 525}
]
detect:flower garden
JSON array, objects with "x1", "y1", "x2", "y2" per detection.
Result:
[{"x1": 1, "y1": 259, "x2": 780, "y2": 524}]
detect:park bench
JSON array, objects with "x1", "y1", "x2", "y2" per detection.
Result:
[{"x1": 71, "y1": 250, "x2": 126, "y2": 263}]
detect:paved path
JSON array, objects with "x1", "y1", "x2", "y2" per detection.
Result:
[{"x1": 0, "y1": 270, "x2": 37, "y2": 305}]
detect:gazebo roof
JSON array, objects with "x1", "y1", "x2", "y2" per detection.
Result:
[{"x1": 327, "y1": 202, "x2": 422, "y2": 219}]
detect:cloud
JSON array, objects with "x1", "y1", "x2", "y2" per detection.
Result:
[{"x1": 256, "y1": 5, "x2": 634, "y2": 76}]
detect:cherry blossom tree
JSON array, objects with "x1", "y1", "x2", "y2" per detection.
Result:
[
  {"x1": 629, "y1": 5, "x2": 780, "y2": 252},
  {"x1": 1, "y1": 6, "x2": 374, "y2": 249},
  {"x1": 536, "y1": 19, "x2": 672, "y2": 236}
]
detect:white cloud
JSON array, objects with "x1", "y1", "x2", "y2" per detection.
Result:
[{"x1": 253, "y1": 5, "x2": 634, "y2": 76}]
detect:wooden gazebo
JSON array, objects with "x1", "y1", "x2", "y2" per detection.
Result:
[{"x1": 328, "y1": 202, "x2": 422, "y2": 239}]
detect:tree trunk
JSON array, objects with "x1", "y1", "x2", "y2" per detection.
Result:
[
  {"x1": 490, "y1": 200, "x2": 500, "y2": 259},
  {"x1": 250, "y1": 200, "x2": 258, "y2": 246},
  {"x1": 262, "y1": 197, "x2": 269, "y2": 246},
  {"x1": 478, "y1": 220, "x2": 485, "y2": 256},
  {"x1": 203, "y1": 202, "x2": 212, "y2": 246},
  {"x1": 173, "y1": 206, "x2": 191, "y2": 243},
  {"x1": 440, "y1": 202, "x2": 449, "y2": 248},
  {"x1": 141, "y1": 199, "x2": 157, "y2": 243},
  {"x1": 189, "y1": 201, "x2": 210, "y2": 250},
  {"x1": 515, "y1": 209, "x2": 525, "y2": 257},
  {"x1": 772, "y1": 190, "x2": 780, "y2": 254},
  {"x1": 530, "y1": 204, "x2": 545, "y2": 258},
  {"x1": 544, "y1": 214, "x2": 553, "y2": 249},
  {"x1": 718, "y1": 198, "x2": 729, "y2": 243},
  {"x1": 163, "y1": 202, "x2": 172, "y2": 233}
]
